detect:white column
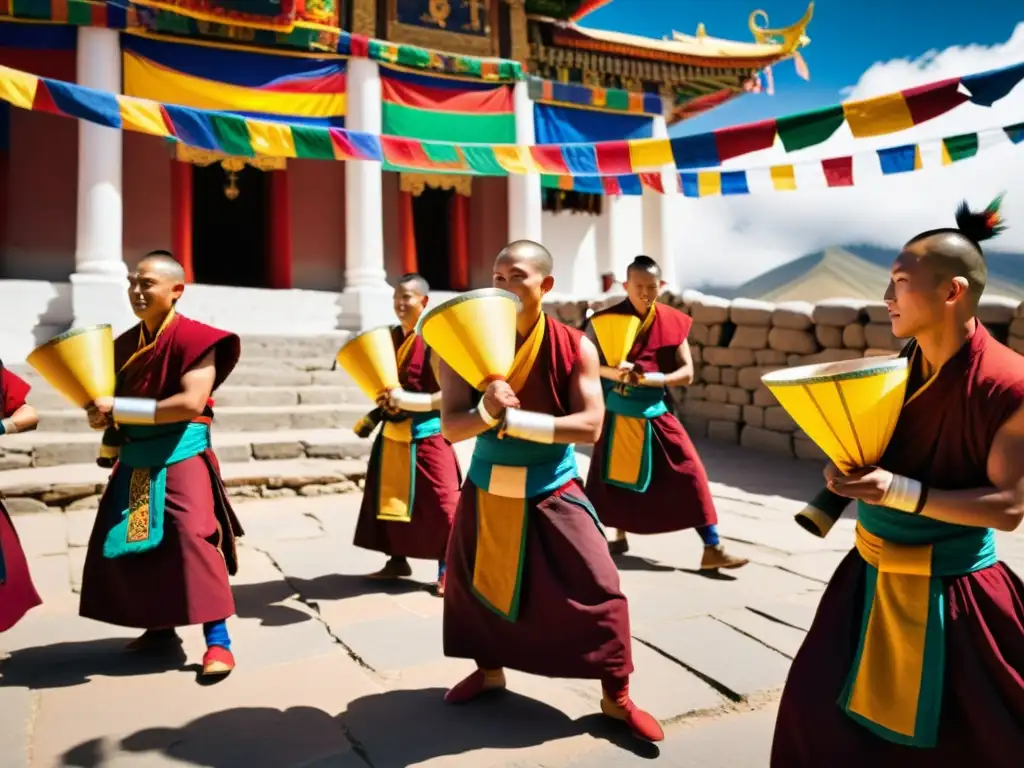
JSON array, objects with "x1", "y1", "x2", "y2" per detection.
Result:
[
  {"x1": 71, "y1": 28, "x2": 134, "y2": 331},
  {"x1": 642, "y1": 113, "x2": 680, "y2": 294},
  {"x1": 340, "y1": 57, "x2": 392, "y2": 330},
  {"x1": 507, "y1": 79, "x2": 542, "y2": 243}
]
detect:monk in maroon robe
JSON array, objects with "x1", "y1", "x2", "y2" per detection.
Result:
[
  {"x1": 79, "y1": 251, "x2": 244, "y2": 679},
  {"x1": 353, "y1": 273, "x2": 461, "y2": 595},
  {"x1": 772, "y1": 199, "x2": 1024, "y2": 765},
  {"x1": 439, "y1": 241, "x2": 663, "y2": 743},
  {"x1": 0, "y1": 361, "x2": 42, "y2": 632},
  {"x1": 585, "y1": 256, "x2": 747, "y2": 569}
]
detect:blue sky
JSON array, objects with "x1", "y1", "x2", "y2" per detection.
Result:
[{"x1": 583, "y1": 0, "x2": 1024, "y2": 135}]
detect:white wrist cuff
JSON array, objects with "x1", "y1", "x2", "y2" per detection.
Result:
[
  {"x1": 0, "y1": 417, "x2": 17, "y2": 435},
  {"x1": 392, "y1": 389, "x2": 434, "y2": 413},
  {"x1": 476, "y1": 405, "x2": 500, "y2": 427},
  {"x1": 641, "y1": 372, "x2": 666, "y2": 386},
  {"x1": 112, "y1": 397, "x2": 158, "y2": 425},
  {"x1": 503, "y1": 408, "x2": 556, "y2": 444},
  {"x1": 880, "y1": 473, "x2": 923, "y2": 513}
]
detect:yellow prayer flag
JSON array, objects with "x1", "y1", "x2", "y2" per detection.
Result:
[
  {"x1": 493, "y1": 146, "x2": 535, "y2": 174},
  {"x1": 628, "y1": 138, "x2": 674, "y2": 170},
  {"x1": 843, "y1": 93, "x2": 916, "y2": 138},
  {"x1": 697, "y1": 171, "x2": 721, "y2": 197},
  {"x1": 770, "y1": 165, "x2": 797, "y2": 191},
  {"x1": 118, "y1": 97, "x2": 172, "y2": 137},
  {"x1": 941, "y1": 143, "x2": 952, "y2": 166},
  {"x1": 247, "y1": 120, "x2": 297, "y2": 157},
  {"x1": 0, "y1": 66, "x2": 39, "y2": 110},
  {"x1": 914, "y1": 145, "x2": 923, "y2": 170}
]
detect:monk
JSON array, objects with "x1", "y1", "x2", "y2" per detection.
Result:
[
  {"x1": 79, "y1": 250, "x2": 245, "y2": 679},
  {"x1": 0, "y1": 359, "x2": 42, "y2": 632},
  {"x1": 585, "y1": 256, "x2": 747, "y2": 570},
  {"x1": 772, "y1": 198, "x2": 1024, "y2": 766},
  {"x1": 439, "y1": 240, "x2": 663, "y2": 743},
  {"x1": 353, "y1": 273, "x2": 461, "y2": 596}
]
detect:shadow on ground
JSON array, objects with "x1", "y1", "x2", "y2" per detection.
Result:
[
  {"x1": 0, "y1": 638, "x2": 188, "y2": 690},
  {"x1": 232, "y1": 573, "x2": 433, "y2": 628},
  {"x1": 59, "y1": 688, "x2": 660, "y2": 767}
]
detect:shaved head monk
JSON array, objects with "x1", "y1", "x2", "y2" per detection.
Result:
[
  {"x1": 438, "y1": 240, "x2": 664, "y2": 744},
  {"x1": 772, "y1": 198, "x2": 1024, "y2": 765},
  {"x1": 352, "y1": 273, "x2": 461, "y2": 596},
  {"x1": 585, "y1": 255, "x2": 748, "y2": 570},
  {"x1": 79, "y1": 250, "x2": 245, "y2": 679}
]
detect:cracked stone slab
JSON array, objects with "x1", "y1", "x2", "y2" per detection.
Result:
[
  {"x1": 335, "y1": 612, "x2": 445, "y2": 672},
  {"x1": 633, "y1": 616, "x2": 792, "y2": 700},
  {"x1": 711, "y1": 608, "x2": 808, "y2": 660},
  {"x1": 29, "y1": 653, "x2": 381, "y2": 768}
]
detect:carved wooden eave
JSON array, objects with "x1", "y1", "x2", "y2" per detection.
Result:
[
  {"x1": 173, "y1": 143, "x2": 287, "y2": 171},
  {"x1": 400, "y1": 172, "x2": 472, "y2": 197}
]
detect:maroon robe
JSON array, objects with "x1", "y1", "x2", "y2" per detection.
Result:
[
  {"x1": 353, "y1": 328, "x2": 461, "y2": 560},
  {"x1": 443, "y1": 316, "x2": 634, "y2": 680},
  {"x1": 0, "y1": 367, "x2": 43, "y2": 632},
  {"x1": 586, "y1": 300, "x2": 717, "y2": 533},
  {"x1": 772, "y1": 323, "x2": 1024, "y2": 766},
  {"x1": 79, "y1": 313, "x2": 245, "y2": 629}
]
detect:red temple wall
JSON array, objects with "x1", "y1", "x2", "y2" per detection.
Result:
[
  {"x1": 289, "y1": 159, "x2": 346, "y2": 291},
  {"x1": 3, "y1": 109, "x2": 77, "y2": 281},
  {"x1": 123, "y1": 132, "x2": 172, "y2": 269}
]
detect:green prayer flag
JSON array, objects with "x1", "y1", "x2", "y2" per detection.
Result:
[
  {"x1": 291, "y1": 125, "x2": 335, "y2": 160},
  {"x1": 776, "y1": 105, "x2": 846, "y2": 152},
  {"x1": 943, "y1": 133, "x2": 979, "y2": 163},
  {"x1": 209, "y1": 114, "x2": 254, "y2": 157}
]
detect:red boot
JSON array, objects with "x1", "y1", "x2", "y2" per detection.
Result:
[
  {"x1": 201, "y1": 645, "x2": 235, "y2": 678},
  {"x1": 601, "y1": 677, "x2": 664, "y2": 742},
  {"x1": 444, "y1": 668, "x2": 506, "y2": 704}
]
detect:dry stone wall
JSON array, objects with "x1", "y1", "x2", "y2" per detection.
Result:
[{"x1": 545, "y1": 293, "x2": 1024, "y2": 462}]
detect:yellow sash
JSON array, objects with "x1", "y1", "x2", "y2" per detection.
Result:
[
  {"x1": 472, "y1": 314, "x2": 548, "y2": 619},
  {"x1": 376, "y1": 330, "x2": 421, "y2": 523},
  {"x1": 603, "y1": 305, "x2": 657, "y2": 488}
]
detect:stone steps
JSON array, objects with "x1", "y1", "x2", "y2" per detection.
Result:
[
  {"x1": 0, "y1": 457, "x2": 367, "y2": 514},
  {"x1": 34, "y1": 403, "x2": 370, "y2": 434},
  {"x1": 0, "y1": 428, "x2": 372, "y2": 469}
]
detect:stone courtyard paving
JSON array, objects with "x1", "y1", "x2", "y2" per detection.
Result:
[{"x1": 2, "y1": 440, "x2": 1022, "y2": 768}]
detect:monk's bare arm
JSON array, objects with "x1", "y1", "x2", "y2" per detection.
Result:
[
  {"x1": 153, "y1": 349, "x2": 217, "y2": 424},
  {"x1": 555, "y1": 336, "x2": 605, "y2": 445},
  {"x1": 2, "y1": 403, "x2": 39, "y2": 434},
  {"x1": 641, "y1": 339, "x2": 694, "y2": 388},
  {"x1": 439, "y1": 359, "x2": 492, "y2": 443},
  {"x1": 918, "y1": 404, "x2": 1024, "y2": 532}
]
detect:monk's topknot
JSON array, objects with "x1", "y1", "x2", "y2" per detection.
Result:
[{"x1": 955, "y1": 194, "x2": 1007, "y2": 245}]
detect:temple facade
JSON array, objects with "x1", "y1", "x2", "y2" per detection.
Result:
[{"x1": 0, "y1": 1, "x2": 811, "y2": 359}]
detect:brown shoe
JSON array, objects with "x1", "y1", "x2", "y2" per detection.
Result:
[
  {"x1": 700, "y1": 545, "x2": 749, "y2": 570},
  {"x1": 608, "y1": 532, "x2": 630, "y2": 555},
  {"x1": 365, "y1": 557, "x2": 413, "y2": 580}
]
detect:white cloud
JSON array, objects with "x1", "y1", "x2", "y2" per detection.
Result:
[{"x1": 675, "y1": 22, "x2": 1024, "y2": 289}]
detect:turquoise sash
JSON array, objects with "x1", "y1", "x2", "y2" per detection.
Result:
[
  {"x1": 601, "y1": 384, "x2": 668, "y2": 492},
  {"x1": 838, "y1": 501, "x2": 997, "y2": 747},
  {"x1": 468, "y1": 430, "x2": 579, "y2": 499},
  {"x1": 102, "y1": 422, "x2": 211, "y2": 559}
]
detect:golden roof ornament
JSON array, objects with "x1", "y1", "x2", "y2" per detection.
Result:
[{"x1": 749, "y1": 1, "x2": 814, "y2": 53}]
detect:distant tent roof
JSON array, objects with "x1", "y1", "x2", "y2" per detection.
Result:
[{"x1": 730, "y1": 247, "x2": 1024, "y2": 303}]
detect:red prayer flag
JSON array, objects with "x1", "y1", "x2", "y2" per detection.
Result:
[
  {"x1": 713, "y1": 118, "x2": 777, "y2": 162},
  {"x1": 601, "y1": 177, "x2": 622, "y2": 195},
  {"x1": 822, "y1": 156, "x2": 854, "y2": 187},
  {"x1": 530, "y1": 145, "x2": 570, "y2": 173},
  {"x1": 381, "y1": 136, "x2": 432, "y2": 169},
  {"x1": 594, "y1": 140, "x2": 632, "y2": 174},
  {"x1": 638, "y1": 172, "x2": 664, "y2": 193},
  {"x1": 902, "y1": 78, "x2": 969, "y2": 125}
]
